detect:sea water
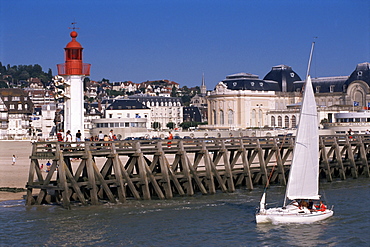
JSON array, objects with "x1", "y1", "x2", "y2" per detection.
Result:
[{"x1": 1, "y1": 178, "x2": 369, "y2": 246}]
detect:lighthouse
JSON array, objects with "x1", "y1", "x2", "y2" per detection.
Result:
[{"x1": 56, "y1": 30, "x2": 90, "y2": 141}]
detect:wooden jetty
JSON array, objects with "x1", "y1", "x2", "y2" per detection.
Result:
[{"x1": 26, "y1": 135, "x2": 370, "y2": 208}]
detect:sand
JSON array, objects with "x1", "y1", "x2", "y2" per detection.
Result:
[{"x1": 0, "y1": 141, "x2": 32, "y2": 202}]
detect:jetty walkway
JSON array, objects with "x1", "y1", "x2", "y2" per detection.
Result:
[{"x1": 26, "y1": 135, "x2": 370, "y2": 208}]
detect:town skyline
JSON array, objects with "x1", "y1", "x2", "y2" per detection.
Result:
[{"x1": 1, "y1": 0, "x2": 369, "y2": 88}]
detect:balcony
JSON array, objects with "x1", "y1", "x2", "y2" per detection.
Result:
[{"x1": 57, "y1": 63, "x2": 91, "y2": 76}]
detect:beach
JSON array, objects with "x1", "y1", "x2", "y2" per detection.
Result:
[{"x1": 0, "y1": 141, "x2": 32, "y2": 201}]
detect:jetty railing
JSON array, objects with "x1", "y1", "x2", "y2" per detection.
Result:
[{"x1": 26, "y1": 135, "x2": 370, "y2": 208}]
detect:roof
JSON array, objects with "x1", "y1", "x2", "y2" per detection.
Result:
[
  {"x1": 220, "y1": 73, "x2": 281, "y2": 91},
  {"x1": 65, "y1": 31, "x2": 83, "y2": 49},
  {"x1": 263, "y1": 65, "x2": 302, "y2": 92},
  {"x1": 0, "y1": 88, "x2": 34, "y2": 114},
  {"x1": 293, "y1": 76, "x2": 349, "y2": 93},
  {"x1": 106, "y1": 99, "x2": 149, "y2": 110},
  {"x1": 129, "y1": 95, "x2": 182, "y2": 103}
]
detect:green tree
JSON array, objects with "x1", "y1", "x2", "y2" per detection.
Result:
[
  {"x1": 19, "y1": 70, "x2": 30, "y2": 80},
  {"x1": 180, "y1": 121, "x2": 198, "y2": 130},
  {"x1": 0, "y1": 81, "x2": 8, "y2": 88},
  {"x1": 152, "y1": 122, "x2": 161, "y2": 130},
  {"x1": 171, "y1": 86, "x2": 177, "y2": 97},
  {"x1": 166, "y1": 122, "x2": 175, "y2": 129}
]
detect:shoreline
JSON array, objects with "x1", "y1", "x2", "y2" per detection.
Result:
[{"x1": 0, "y1": 192, "x2": 26, "y2": 202}]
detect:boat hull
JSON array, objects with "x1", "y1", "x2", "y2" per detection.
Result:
[{"x1": 256, "y1": 206, "x2": 334, "y2": 224}]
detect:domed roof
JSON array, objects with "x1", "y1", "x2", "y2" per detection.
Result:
[
  {"x1": 220, "y1": 73, "x2": 281, "y2": 91},
  {"x1": 65, "y1": 31, "x2": 82, "y2": 49},
  {"x1": 345, "y1": 62, "x2": 370, "y2": 87},
  {"x1": 263, "y1": 65, "x2": 302, "y2": 92}
]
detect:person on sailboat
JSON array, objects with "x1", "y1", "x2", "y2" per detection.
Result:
[
  {"x1": 308, "y1": 199, "x2": 314, "y2": 210},
  {"x1": 315, "y1": 201, "x2": 327, "y2": 211},
  {"x1": 299, "y1": 200, "x2": 309, "y2": 209}
]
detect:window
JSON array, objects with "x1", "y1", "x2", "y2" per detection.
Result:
[
  {"x1": 316, "y1": 86, "x2": 320, "y2": 93},
  {"x1": 13, "y1": 96, "x2": 20, "y2": 101},
  {"x1": 18, "y1": 104, "x2": 22, "y2": 110},
  {"x1": 3, "y1": 97, "x2": 8, "y2": 101},
  {"x1": 259, "y1": 109, "x2": 263, "y2": 127},
  {"x1": 252, "y1": 109, "x2": 256, "y2": 126},
  {"x1": 271, "y1": 116, "x2": 276, "y2": 127},
  {"x1": 330, "y1": 85, "x2": 335, "y2": 93},
  {"x1": 109, "y1": 114, "x2": 113, "y2": 118},
  {"x1": 220, "y1": 110, "x2": 224, "y2": 125},
  {"x1": 278, "y1": 116, "x2": 282, "y2": 127},
  {"x1": 291, "y1": 115, "x2": 297, "y2": 128},
  {"x1": 213, "y1": 110, "x2": 216, "y2": 124},
  {"x1": 9, "y1": 104, "x2": 14, "y2": 109},
  {"x1": 228, "y1": 110, "x2": 234, "y2": 125},
  {"x1": 285, "y1": 116, "x2": 289, "y2": 128}
]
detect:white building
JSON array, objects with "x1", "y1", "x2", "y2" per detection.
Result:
[
  {"x1": 90, "y1": 99, "x2": 150, "y2": 138},
  {"x1": 128, "y1": 95, "x2": 183, "y2": 130},
  {"x1": 0, "y1": 88, "x2": 33, "y2": 139},
  {"x1": 206, "y1": 63, "x2": 370, "y2": 130}
]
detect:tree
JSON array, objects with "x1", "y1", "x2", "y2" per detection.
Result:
[
  {"x1": 181, "y1": 95, "x2": 191, "y2": 106},
  {"x1": 19, "y1": 70, "x2": 30, "y2": 80},
  {"x1": 171, "y1": 86, "x2": 177, "y2": 97},
  {"x1": 166, "y1": 122, "x2": 175, "y2": 129},
  {"x1": 152, "y1": 122, "x2": 161, "y2": 130},
  {"x1": 0, "y1": 81, "x2": 8, "y2": 88},
  {"x1": 47, "y1": 68, "x2": 53, "y2": 80},
  {"x1": 180, "y1": 121, "x2": 198, "y2": 130}
]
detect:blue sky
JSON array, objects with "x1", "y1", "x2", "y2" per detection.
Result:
[{"x1": 1, "y1": 0, "x2": 369, "y2": 88}]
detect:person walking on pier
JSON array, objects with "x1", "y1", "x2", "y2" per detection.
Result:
[
  {"x1": 65, "y1": 130, "x2": 72, "y2": 142},
  {"x1": 57, "y1": 129, "x2": 63, "y2": 142},
  {"x1": 12, "y1": 155, "x2": 16, "y2": 165},
  {"x1": 167, "y1": 131, "x2": 173, "y2": 147},
  {"x1": 98, "y1": 131, "x2": 104, "y2": 141},
  {"x1": 76, "y1": 130, "x2": 82, "y2": 142},
  {"x1": 109, "y1": 129, "x2": 114, "y2": 141}
]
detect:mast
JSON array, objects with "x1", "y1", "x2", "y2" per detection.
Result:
[{"x1": 283, "y1": 41, "x2": 316, "y2": 207}]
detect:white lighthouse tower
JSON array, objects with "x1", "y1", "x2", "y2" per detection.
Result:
[{"x1": 56, "y1": 29, "x2": 90, "y2": 141}]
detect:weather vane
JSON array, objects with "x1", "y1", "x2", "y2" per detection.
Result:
[{"x1": 69, "y1": 21, "x2": 79, "y2": 31}]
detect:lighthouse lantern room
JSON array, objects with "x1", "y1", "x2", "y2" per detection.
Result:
[{"x1": 56, "y1": 29, "x2": 90, "y2": 141}]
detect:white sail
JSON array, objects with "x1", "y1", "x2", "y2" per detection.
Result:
[{"x1": 286, "y1": 75, "x2": 320, "y2": 200}]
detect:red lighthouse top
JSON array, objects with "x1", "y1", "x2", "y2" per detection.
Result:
[{"x1": 57, "y1": 30, "x2": 90, "y2": 76}]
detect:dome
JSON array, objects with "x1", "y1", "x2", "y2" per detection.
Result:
[
  {"x1": 263, "y1": 65, "x2": 302, "y2": 92},
  {"x1": 220, "y1": 72, "x2": 281, "y2": 91},
  {"x1": 345, "y1": 62, "x2": 370, "y2": 87},
  {"x1": 65, "y1": 31, "x2": 82, "y2": 49}
]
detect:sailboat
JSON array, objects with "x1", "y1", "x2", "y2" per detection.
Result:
[{"x1": 256, "y1": 42, "x2": 334, "y2": 224}]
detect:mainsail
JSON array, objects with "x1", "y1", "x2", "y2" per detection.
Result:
[{"x1": 285, "y1": 75, "x2": 320, "y2": 200}]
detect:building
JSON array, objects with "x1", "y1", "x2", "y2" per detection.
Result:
[
  {"x1": 128, "y1": 95, "x2": 183, "y2": 130},
  {"x1": 206, "y1": 62, "x2": 370, "y2": 130},
  {"x1": 91, "y1": 99, "x2": 150, "y2": 138},
  {"x1": 31, "y1": 103, "x2": 57, "y2": 139},
  {"x1": 0, "y1": 88, "x2": 33, "y2": 139},
  {"x1": 190, "y1": 74, "x2": 208, "y2": 122}
]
